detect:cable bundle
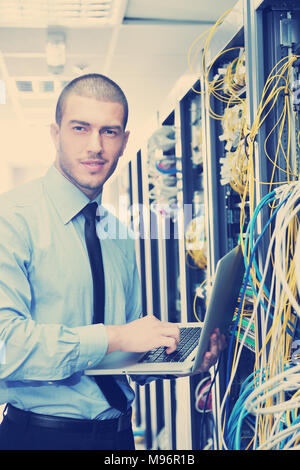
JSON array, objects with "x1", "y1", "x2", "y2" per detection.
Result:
[
  {"x1": 219, "y1": 182, "x2": 300, "y2": 450},
  {"x1": 147, "y1": 126, "x2": 180, "y2": 219},
  {"x1": 195, "y1": 376, "x2": 212, "y2": 413},
  {"x1": 218, "y1": 54, "x2": 300, "y2": 448},
  {"x1": 246, "y1": 53, "x2": 299, "y2": 206},
  {"x1": 209, "y1": 49, "x2": 249, "y2": 197},
  {"x1": 223, "y1": 50, "x2": 246, "y2": 95},
  {"x1": 189, "y1": 6, "x2": 300, "y2": 203},
  {"x1": 187, "y1": 10, "x2": 300, "y2": 450},
  {"x1": 219, "y1": 101, "x2": 249, "y2": 195},
  {"x1": 189, "y1": 21, "x2": 250, "y2": 196},
  {"x1": 225, "y1": 363, "x2": 300, "y2": 450},
  {"x1": 185, "y1": 216, "x2": 207, "y2": 270}
]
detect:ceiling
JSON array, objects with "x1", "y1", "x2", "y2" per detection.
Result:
[{"x1": 0, "y1": 0, "x2": 238, "y2": 174}]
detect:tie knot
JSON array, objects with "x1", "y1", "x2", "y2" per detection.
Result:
[{"x1": 81, "y1": 202, "x2": 99, "y2": 222}]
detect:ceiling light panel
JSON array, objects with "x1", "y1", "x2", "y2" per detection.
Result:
[
  {"x1": 0, "y1": 0, "x2": 124, "y2": 27},
  {"x1": 14, "y1": 76, "x2": 72, "y2": 99}
]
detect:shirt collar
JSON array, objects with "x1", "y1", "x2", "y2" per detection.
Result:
[{"x1": 43, "y1": 165, "x2": 103, "y2": 225}]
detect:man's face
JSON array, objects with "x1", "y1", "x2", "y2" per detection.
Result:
[{"x1": 50, "y1": 94, "x2": 129, "y2": 199}]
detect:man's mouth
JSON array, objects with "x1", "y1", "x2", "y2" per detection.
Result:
[{"x1": 81, "y1": 160, "x2": 105, "y2": 169}]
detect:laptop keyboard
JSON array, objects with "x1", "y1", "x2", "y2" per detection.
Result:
[{"x1": 138, "y1": 327, "x2": 202, "y2": 364}]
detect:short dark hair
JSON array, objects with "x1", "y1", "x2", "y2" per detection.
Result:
[{"x1": 55, "y1": 73, "x2": 129, "y2": 129}]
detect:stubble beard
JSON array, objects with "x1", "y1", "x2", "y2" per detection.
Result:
[{"x1": 55, "y1": 145, "x2": 103, "y2": 196}]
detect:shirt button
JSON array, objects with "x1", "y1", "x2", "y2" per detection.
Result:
[
  {"x1": 48, "y1": 381, "x2": 54, "y2": 385},
  {"x1": 87, "y1": 361, "x2": 92, "y2": 366}
]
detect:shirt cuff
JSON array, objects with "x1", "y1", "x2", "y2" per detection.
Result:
[{"x1": 74, "y1": 323, "x2": 108, "y2": 370}]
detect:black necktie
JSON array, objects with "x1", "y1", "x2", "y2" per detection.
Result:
[{"x1": 81, "y1": 202, "x2": 128, "y2": 413}]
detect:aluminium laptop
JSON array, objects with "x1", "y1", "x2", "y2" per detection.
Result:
[{"x1": 85, "y1": 244, "x2": 245, "y2": 377}]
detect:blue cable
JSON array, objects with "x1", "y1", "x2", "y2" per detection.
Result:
[
  {"x1": 224, "y1": 192, "x2": 290, "y2": 441},
  {"x1": 279, "y1": 414, "x2": 300, "y2": 449},
  {"x1": 155, "y1": 161, "x2": 181, "y2": 174},
  {"x1": 226, "y1": 368, "x2": 266, "y2": 449},
  {"x1": 226, "y1": 362, "x2": 298, "y2": 449},
  {"x1": 244, "y1": 190, "x2": 276, "y2": 308},
  {"x1": 226, "y1": 373, "x2": 256, "y2": 448}
]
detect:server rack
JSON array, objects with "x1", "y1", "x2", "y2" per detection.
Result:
[
  {"x1": 132, "y1": 69, "x2": 216, "y2": 449},
  {"x1": 200, "y1": 1, "x2": 256, "y2": 450},
  {"x1": 143, "y1": 108, "x2": 182, "y2": 450},
  {"x1": 202, "y1": 0, "x2": 300, "y2": 450},
  {"x1": 243, "y1": 0, "x2": 300, "y2": 450},
  {"x1": 110, "y1": 9, "x2": 250, "y2": 445},
  {"x1": 105, "y1": 0, "x2": 300, "y2": 450},
  {"x1": 178, "y1": 82, "x2": 216, "y2": 449},
  {"x1": 247, "y1": 0, "x2": 300, "y2": 195}
]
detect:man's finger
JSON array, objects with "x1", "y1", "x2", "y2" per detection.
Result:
[
  {"x1": 199, "y1": 351, "x2": 213, "y2": 372},
  {"x1": 162, "y1": 336, "x2": 178, "y2": 354}
]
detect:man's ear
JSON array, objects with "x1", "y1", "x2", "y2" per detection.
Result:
[{"x1": 50, "y1": 123, "x2": 60, "y2": 151}]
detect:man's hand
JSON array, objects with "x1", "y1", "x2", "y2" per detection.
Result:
[
  {"x1": 195, "y1": 328, "x2": 226, "y2": 373},
  {"x1": 174, "y1": 328, "x2": 227, "y2": 378},
  {"x1": 106, "y1": 314, "x2": 180, "y2": 355}
]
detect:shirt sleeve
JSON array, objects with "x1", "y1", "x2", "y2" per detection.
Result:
[{"x1": 0, "y1": 210, "x2": 107, "y2": 381}]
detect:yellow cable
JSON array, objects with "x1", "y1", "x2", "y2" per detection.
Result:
[
  {"x1": 188, "y1": 8, "x2": 300, "y2": 448},
  {"x1": 193, "y1": 279, "x2": 207, "y2": 323}
]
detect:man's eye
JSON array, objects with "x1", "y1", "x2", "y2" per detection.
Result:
[
  {"x1": 103, "y1": 129, "x2": 118, "y2": 137},
  {"x1": 73, "y1": 126, "x2": 86, "y2": 132}
]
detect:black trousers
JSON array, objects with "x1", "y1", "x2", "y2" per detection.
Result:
[{"x1": 0, "y1": 405, "x2": 135, "y2": 451}]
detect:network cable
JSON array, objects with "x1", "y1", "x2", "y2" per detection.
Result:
[
  {"x1": 220, "y1": 183, "x2": 300, "y2": 450},
  {"x1": 187, "y1": 9, "x2": 300, "y2": 451},
  {"x1": 223, "y1": 191, "x2": 289, "y2": 436}
]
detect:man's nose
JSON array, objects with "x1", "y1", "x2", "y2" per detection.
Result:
[{"x1": 87, "y1": 130, "x2": 102, "y2": 154}]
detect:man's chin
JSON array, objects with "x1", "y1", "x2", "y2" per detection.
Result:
[{"x1": 68, "y1": 175, "x2": 104, "y2": 199}]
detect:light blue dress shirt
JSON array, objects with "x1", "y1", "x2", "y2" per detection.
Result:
[{"x1": 0, "y1": 165, "x2": 142, "y2": 419}]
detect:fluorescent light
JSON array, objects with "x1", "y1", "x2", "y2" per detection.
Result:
[
  {"x1": 0, "y1": 0, "x2": 123, "y2": 27},
  {"x1": 46, "y1": 30, "x2": 66, "y2": 74},
  {"x1": 14, "y1": 76, "x2": 73, "y2": 99}
]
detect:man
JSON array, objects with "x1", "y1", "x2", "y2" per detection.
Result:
[{"x1": 0, "y1": 73, "x2": 225, "y2": 450}]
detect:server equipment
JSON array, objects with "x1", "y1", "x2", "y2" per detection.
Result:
[{"x1": 105, "y1": 0, "x2": 300, "y2": 450}]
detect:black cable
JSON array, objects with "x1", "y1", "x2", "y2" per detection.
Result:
[
  {"x1": 199, "y1": 353, "x2": 222, "y2": 449},
  {"x1": 244, "y1": 132, "x2": 250, "y2": 159}
]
